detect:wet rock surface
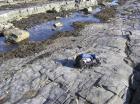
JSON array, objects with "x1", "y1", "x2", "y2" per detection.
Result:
[
  {"x1": 0, "y1": 0, "x2": 140, "y2": 104},
  {"x1": 11, "y1": 10, "x2": 72, "y2": 30}
]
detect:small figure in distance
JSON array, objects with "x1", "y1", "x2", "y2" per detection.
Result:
[{"x1": 75, "y1": 0, "x2": 81, "y2": 10}]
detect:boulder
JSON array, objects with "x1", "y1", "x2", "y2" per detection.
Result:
[
  {"x1": 87, "y1": 7, "x2": 93, "y2": 12},
  {"x1": 4, "y1": 28, "x2": 30, "y2": 43}
]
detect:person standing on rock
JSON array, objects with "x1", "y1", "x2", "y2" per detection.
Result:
[{"x1": 75, "y1": 0, "x2": 81, "y2": 10}]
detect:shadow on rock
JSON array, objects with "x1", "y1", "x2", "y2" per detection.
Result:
[
  {"x1": 54, "y1": 59, "x2": 75, "y2": 68},
  {"x1": 125, "y1": 63, "x2": 140, "y2": 104}
]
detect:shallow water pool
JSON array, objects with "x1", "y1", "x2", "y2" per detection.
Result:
[{"x1": 0, "y1": 8, "x2": 101, "y2": 52}]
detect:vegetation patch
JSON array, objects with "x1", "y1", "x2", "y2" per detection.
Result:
[
  {"x1": 95, "y1": 7, "x2": 116, "y2": 21},
  {"x1": 72, "y1": 22, "x2": 90, "y2": 29},
  {"x1": 23, "y1": 90, "x2": 38, "y2": 99},
  {"x1": 118, "y1": 0, "x2": 127, "y2": 5}
]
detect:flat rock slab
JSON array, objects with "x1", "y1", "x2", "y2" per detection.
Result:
[{"x1": 1, "y1": 0, "x2": 140, "y2": 104}]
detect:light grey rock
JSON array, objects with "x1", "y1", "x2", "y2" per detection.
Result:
[
  {"x1": 0, "y1": 0, "x2": 98, "y2": 23},
  {"x1": 1, "y1": 0, "x2": 140, "y2": 104},
  {"x1": 86, "y1": 87, "x2": 114, "y2": 104}
]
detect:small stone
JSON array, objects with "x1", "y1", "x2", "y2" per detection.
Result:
[
  {"x1": 0, "y1": 93, "x2": 10, "y2": 104},
  {"x1": 55, "y1": 16, "x2": 61, "y2": 19},
  {"x1": 87, "y1": 7, "x2": 93, "y2": 13},
  {"x1": 53, "y1": 22, "x2": 63, "y2": 28}
]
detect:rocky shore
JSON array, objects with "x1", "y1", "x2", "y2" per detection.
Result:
[
  {"x1": 0, "y1": 0, "x2": 140, "y2": 104},
  {"x1": 0, "y1": 0, "x2": 97, "y2": 23}
]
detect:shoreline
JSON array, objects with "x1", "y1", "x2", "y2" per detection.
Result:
[{"x1": 0, "y1": 0, "x2": 139, "y2": 104}]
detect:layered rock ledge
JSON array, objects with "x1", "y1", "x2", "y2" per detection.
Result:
[{"x1": 0, "y1": 0, "x2": 97, "y2": 23}]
